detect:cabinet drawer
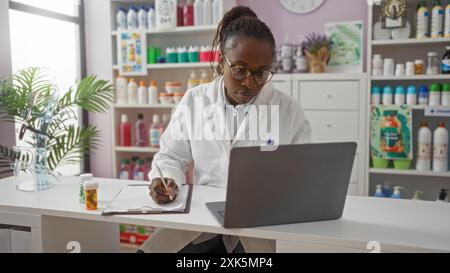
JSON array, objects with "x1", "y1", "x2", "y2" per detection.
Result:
[
  {"x1": 299, "y1": 81, "x2": 359, "y2": 110},
  {"x1": 303, "y1": 111, "x2": 359, "y2": 141}
]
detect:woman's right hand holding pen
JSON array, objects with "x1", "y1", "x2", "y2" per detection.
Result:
[{"x1": 149, "y1": 178, "x2": 179, "y2": 204}]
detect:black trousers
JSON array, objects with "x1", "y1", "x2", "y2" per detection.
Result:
[{"x1": 137, "y1": 235, "x2": 245, "y2": 253}]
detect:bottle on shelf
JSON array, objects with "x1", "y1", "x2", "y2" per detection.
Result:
[
  {"x1": 395, "y1": 64, "x2": 405, "y2": 76},
  {"x1": 418, "y1": 85, "x2": 429, "y2": 105},
  {"x1": 155, "y1": 0, "x2": 177, "y2": 29},
  {"x1": 147, "y1": 5, "x2": 156, "y2": 30},
  {"x1": 371, "y1": 86, "x2": 382, "y2": 105},
  {"x1": 148, "y1": 80, "x2": 159, "y2": 105},
  {"x1": 406, "y1": 85, "x2": 417, "y2": 105},
  {"x1": 138, "y1": 80, "x2": 148, "y2": 105},
  {"x1": 442, "y1": 46, "x2": 450, "y2": 74},
  {"x1": 429, "y1": 83, "x2": 441, "y2": 106},
  {"x1": 194, "y1": 0, "x2": 204, "y2": 26},
  {"x1": 133, "y1": 159, "x2": 146, "y2": 181},
  {"x1": 184, "y1": 0, "x2": 194, "y2": 26},
  {"x1": 116, "y1": 8, "x2": 127, "y2": 31},
  {"x1": 431, "y1": 0, "x2": 444, "y2": 38},
  {"x1": 203, "y1": 0, "x2": 212, "y2": 25},
  {"x1": 394, "y1": 85, "x2": 406, "y2": 105},
  {"x1": 119, "y1": 114, "x2": 132, "y2": 147},
  {"x1": 127, "y1": 6, "x2": 138, "y2": 30},
  {"x1": 416, "y1": 122, "x2": 432, "y2": 171},
  {"x1": 115, "y1": 75, "x2": 128, "y2": 105},
  {"x1": 119, "y1": 159, "x2": 132, "y2": 180},
  {"x1": 433, "y1": 122, "x2": 448, "y2": 172},
  {"x1": 130, "y1": 156, "x2": 139, "y2": 172},
  {"x1": 445, "y1": 2, "x2": 450, "y2": 38},
  {"x1": 374, "y1": 185, "x2": 385, "y2": 198},
  {"x1": 135, "y1": 113, "x2": 148, "y2": 147},
  {"x1": 415, "y1": 59, "x2": 425, "y2": 75},
  {"x1": 149, "y1": 114, "x2": 163, "y2": 147},
  {"x1": 212, "y1": 0, "x2": 224, "y2": 25},
  {"x1": 412, "y1": 191, "x2": 424, "y2": 200},
  {"x1": 382, "y1": 182, "x2": 393, "y2": 198},
  {"x1": 391, "y1": 186, "x2": 403, "y2": 199},
  {"x1": 372, "y1": 54, "x2": 383, "y2": 76},
  {"x1": 177, "y1": 0, "x2": 185, "y2": 27},
  {"x1": 405, "y1": 61, "x2": 415, "y2": 76},
  {"x1": 382, "y1": 85, "x2": 394, "y2": 105},
  {"x1": 437, "y1": 188, "x2": 449, "y2": 202},
  {"x1": 442, "y1": 83, "x2": 450, "y2": 106},
  {"x1": 187, "y1": 70, "x2": 199, "y2": 90},
  {"x1": 426, "y1": 52, "x2": 440, "y2": 75},
  {"x1": 383, "y1": 58, "x2": 394, "y2": 76},
  {"x1": 138, "y1": 6, "x2": 148, "y2": 30},
  {"x1": 199, "y1": 69, "x2": 210, "y2": 85},
  {"x1": 128, "y1": 78, "x2": 138, "y2": 105},
  {"x1": 416, "y1": 0, "x2": 430, "y2": 39}
]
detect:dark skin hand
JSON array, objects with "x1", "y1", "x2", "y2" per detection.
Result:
[
  {"x1": 222, "y1": 36, "x2": 274, "y2": 106},
  {"x1": 149, "y1": 178, "x2": 180, "y2": 204}
]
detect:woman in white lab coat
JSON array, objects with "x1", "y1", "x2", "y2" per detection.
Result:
[{"x1": 139, "y1": 6, "x2": 311, "y2": 253}]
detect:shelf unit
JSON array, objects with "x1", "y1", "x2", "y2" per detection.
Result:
[
  {"x1": 367, "y1": 1, "x2": 450, "y2": 200},
  {"x1": 113, "y1": 62, "x2": 217, "y2": 70},
  {"x1": 112, "y1": 24, "x2": 218, "y2": 36}
]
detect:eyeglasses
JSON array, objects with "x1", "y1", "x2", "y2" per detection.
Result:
[{"x1": 224, "y1": 55, "x2": 274, "y2": 85}]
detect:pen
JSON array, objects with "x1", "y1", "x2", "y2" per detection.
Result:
[{"x1": 154, "y1": 163, "x2": 173, "y2": 201}]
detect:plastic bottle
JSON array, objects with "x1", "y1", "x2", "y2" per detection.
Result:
[
  {"x1": 372, "y1": 54, "x2": 383, "y2": 76},
  {"x1": 437, "y1": 188, "x2": 449, "y2": 202},
  {"x1": 149, "y1": 114, "x2": 162, "y2": 147},
  {"x1": 371, "y1": 86, "x2": 382, "y2": 105},
  {"x1": 415, "y1": 59, "x2": 425, "y2": 75},
  {"x1": 441, "y1": 83, "x2": 450, "y2": 106},
  {"x1": 199, "y1": 70, "x2": 209, "y2": 85},
  {"x1": 84, "y1": 180, "x2": 98, "y2": 210},
  {"x1": 187, "y1": 70, "x2": 199, "y2": 90},
  {"x1": 418, "y1": 85, "x2": 429, "y2": 105},
  {"x1": 147, "y1": 5, "x2": 156, "y2": 30},
  {"x1": 119, "y1": 159, "x2": 133, "y2": 180},
  {"x1": 382, "y1": 85, "x2": 394, "y2": 105},
  {"x1": 79, "y1": 173, "x2": 93, "y2": 204},
  {"x1": 416, "y1": 122, "x2": 432, "y2": 171},
  {"x1": 127, "y1": 6, "x2": 138, "y2": 30},
  {"x1": 406, "y1": 85, "x2": 417, "y2": 105},
  {"x1": 383, "y1": 58, "x2": 394, "y2": 76},
  {"x1": 133, "y1": 159, "x2": 146, "y2": 181},
  {"x1": 382, "y1": 182, "x2": 393, "y2": 198},
  {"x1": 212, "y1": 0, "x2": 223, "y2": 25},
  {"x1": 138, "y1": 80, "x2": 147, "y2": 105},
  {"x1": 177, "y1": 0, "x2": 185, "y2": 27},
  {"x1": 433, "y1": 122, "x2": 448, "y2": 172},
  {"x1": 374, "y1": 185, "x2": 385, "y2": 198},
  {"x1": 442, "y1": 46, "x2": 450, "y2": 74},
  {"x1": 395, "y1": 85, "x2": 406, "y2": 105},
  {"x1": 203, "y1": 0, "x2": 212, "y2": 25},
  {"x1": 119, "y1": 114, "x2": 132, "y2": 147},
  {"x1": 184, "y1": 0, "x2": 194, "y2": 26},
  {"x1": 406, "y1": 61, "x2": 416, "y2": 76},
  {"x1": 416, "y1": 0, "x2": 430, "y2": 39},
  {"x1": 429, "y1": 83, "x2": 441, "y2": 106},
  {"x1": 431, "y1": 0, "x2": 444, "y2": 38},
  {"x1": 135, "y1": 113, "x2": 148, "y2": 147},
  {"x1": 412, "y1": 191, "x2": 424, "y2": 200},
  {"x1": 148, "y1": 80, "x2": 159, "y2": 105},
  {"x1": 155, "y1": 0, "x2": 177, "y2": 29},
  {"x1": 194, "y1": 0, "x2": 204, "y2": 26},
  {"x1": 395, "y1": 64, "x2": 405, "y2": 76},
  {"x1": 138, "y1": 6, "x2": 148, "y2": 30},
  {"x1": 391, "y1": 186, "x2": 403, "y2": 199},
  {"x1": 115, "y1": 76, "x2": 128, "y2": 104},
  {"x1": 128, "y1": 78, "x2": 138, "y2": 104},
  {"x1": 445, "y1": 3, "x2": 450, "y2": 38},
  {"x1": 116, "y1": 8, "x2": 127, "y2": 30}
]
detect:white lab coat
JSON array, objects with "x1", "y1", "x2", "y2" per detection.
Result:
[{"x1": 140, "y1": 76, "x2": 311, "y2": 253}]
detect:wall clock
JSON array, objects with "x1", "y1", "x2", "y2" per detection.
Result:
[{"x1": 279, "y1": 0, "x2": 325, "y2": 14}]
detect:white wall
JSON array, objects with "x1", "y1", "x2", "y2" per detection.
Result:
[{"x1": 84, "y1": 0, "x2": 114, "y2": 178}]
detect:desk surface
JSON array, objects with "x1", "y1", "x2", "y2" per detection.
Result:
[{"x1": 1, "y1": 175, "x2": 450, "y2": 252}]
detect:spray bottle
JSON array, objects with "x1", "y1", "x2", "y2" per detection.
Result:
[
  {"x1": 374, "y1": 185, "x2": 385, "y2": 198},
  {"x1": 391, "y1": 186, "x2": 404, "y2": 199}
]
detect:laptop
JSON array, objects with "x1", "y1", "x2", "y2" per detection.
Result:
[{"x1": 206, "y1": 142, "x2": 357, "y2": 228}]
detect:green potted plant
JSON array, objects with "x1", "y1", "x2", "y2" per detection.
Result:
[
  {"x1": 0, "y1": 67, "x2": 114, "y2": 184},
  {"x1": 301, "y1": 33, "x2": 333, "y2": 73}
]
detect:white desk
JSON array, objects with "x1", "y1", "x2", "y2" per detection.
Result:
[{"x1": 0, "y1": 175, "x2": 449, "y2": 253}]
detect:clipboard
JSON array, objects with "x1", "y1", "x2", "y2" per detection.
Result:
[{"x1": 102, "y1": 184, "x2": 193, "y2": 216}]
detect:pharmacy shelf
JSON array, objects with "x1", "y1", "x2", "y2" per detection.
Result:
[
  {"x1": 113, "y1": 62, "x2": 216, "y2": 70},
  {"x1": 112, "y1": 25, "x2": 218, "y2": 36},
  {"x1": 370, "y1": 168, "x2": 450, "y2": 178},
  {"x1": 114, "y1": 104, "x2": 176, "y2": 109},
  {"x1": 115, "y1": 146, "x2": 160, "y2": 153},
  {"x1": 371, "y1": 75, "x2": 450, "y2": 81},
  {"x1": 372, "y1": 37, "x2": 450, "y2": 47}
]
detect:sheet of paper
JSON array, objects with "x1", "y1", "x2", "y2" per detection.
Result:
[{"x1": 103, "y1": 185, "x2": 189, "y2": 214}]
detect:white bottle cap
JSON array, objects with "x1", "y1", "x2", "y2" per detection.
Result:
[
  {"x1": 121, "y1": 114, "x2": 128, "y2": 123},
  {"x1": 83, "y1": 180, "x2": 98, "y2": 190},
  {"x1": 153, "y1": 114, "x2": 160, "y2": 124},
  {"x1": 80, "y1": 173, "x2": 94, "y2": 182}
]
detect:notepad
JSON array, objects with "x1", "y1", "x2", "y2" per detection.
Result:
[{"x1": 102, "y1": 184, "x2": 193, "y2": 216}]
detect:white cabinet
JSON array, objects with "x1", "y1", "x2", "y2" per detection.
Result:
[{"x1": 271, "y1": 74, "x2": 368, "y2": 196}]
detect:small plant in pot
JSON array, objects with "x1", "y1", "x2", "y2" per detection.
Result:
[{"x1": 301, "y1": 33, "x2": 333, "y2": 73}]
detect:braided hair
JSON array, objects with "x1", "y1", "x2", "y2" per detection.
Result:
[{"x1": 212, "y1": 6, "x2": 276, "y2": 76}]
